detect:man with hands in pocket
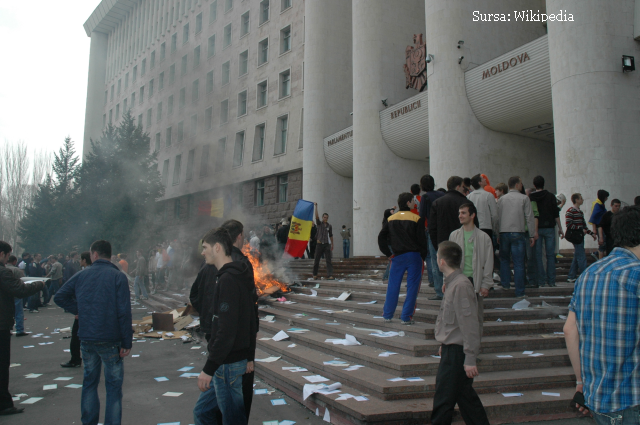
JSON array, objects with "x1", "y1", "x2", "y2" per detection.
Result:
[{"x1": 431, "y1": 241, "x2": 489, "y2": 425}]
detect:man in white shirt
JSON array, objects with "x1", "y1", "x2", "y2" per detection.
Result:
[{"x1": 467, "y1": 174, "x2": 498, "y2": 239}]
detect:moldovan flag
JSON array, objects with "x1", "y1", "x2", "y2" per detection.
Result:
[
  {"x1": 283, "y1": 200, "x2": 314, "y2": 258},
  {"x1": 198, "y1": 198, "x2": 225, "y2": 218}
]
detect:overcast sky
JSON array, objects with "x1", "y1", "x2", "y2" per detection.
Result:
[{"x1": 0, "y1": 0, "x2": 101, "y2": 159}]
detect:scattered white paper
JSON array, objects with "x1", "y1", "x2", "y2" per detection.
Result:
[
  {"x1": 177, "y1": 366, "x2": 194, "y2": 372},
  {"x1": 370, "y1": 331, "x2": 399, "y2": 338},
  {"x1": 406, "y1": 377, "x2": 424, "y2": 382},
  {"x1": 388, "y1": 377, "x2": 405, "y2": 382},
  {"x1": 308, "y1": 318, "x2": 320, "y2": 321},
  {"x1": 287, "y1": 367, "x2": 308, "y2": 373},
  {"x1": 335, "y1": 393, "x2": 354, "y2": 400},
  {"x1": 10, "y1": 363, "x2": 20, "y2": 367},
  {"x1": 261, "y1": 315, "x2": 276, "y2": 322},
  {"x1": 512, "y1": 299, "x2": 531, "y2": 310},
  {"x1": 23, "y1": 346, "x2": 34, "y2": 348},
  {"x1": 496, "y1": 319, "x2": 503, "y2": 322},
  {"x1": 523, "y1": 351, "x2": 534, "y2": 355},
  {"x1": 357, "y1": 300, "x2": 377, "y2": 304},
  {"x1": 54, "y1": 377, "x2": 73, "y2": 381},
  {"x1": 303, "y1": 382, "x2": 342, "y2": 400},
  {"x1": 179, "y1": 372, "x2": 200, "y2": 378},
  {"x1": 255, "y1": 389, "x2": 269, "y2": 395},
  {"x1": 288, "y1": 344, "x2": 297, "y2": 348},
  {"x1": 191, "y1": 346, "x2": 201, "y2": 350},
  {"x1": 164, "y1": 333, "x2": 174, "y2": 337},
  {"x1": 344, "y1": 365, "x2": 365, "y2": 371},
  {"x1": 132, "y1": 355, "x2": 140, "y2": 358},
  {"x1": 497, "y1": 355, "x2": 513, "y2": 358},
  {"x1": 542, "y1": 392, "x2": 561, "y2": 397},
  {"x1": 502, "y1": 392, "x2": 524, "y2": 397},
  {"x1": 43, "y1": 384, "x2": 57, "y2": 390},
  {"x1": 373, "y1": 316, "x2": 384, "y2": 319},
  {"x1": 271, "y1": 398, "x2": 287, "y2": 406},
  {"x1": 529, "y1": 353, "x2": 544, "y2": 357},
  {"x1": 511, "y1": 321, "x2": 524, "y2": 324},
  {"x1": 431, "y1": 355, "x2": 441, "y2": 359},
  {"x1": 154, "y1": 377, "x2": 169, "y2": 382},
  {"x1": 63, "y1": 349, "x2": 70, "y2": 353},
  {"x1": 323, "y1": 408, "x2": 330, "y2": 422},
  {"x1": 65, "y1": 384, "x2": 83, "y2": 388},
  {"x1": 162, "y1": 392, "x2": 183, "y2": 397},
  {"x1": 259, "y1": 338, "x2": 272, "y2": 341},
  {"x1": 303, "y1": 375, "x2": 329, "y2": 383},
  {"x1": 379, "y1": 352, "x2": 398, "y2": 357},
  {"x1": 325, "y1": 334, "x2": 361, "y2": 346},
  {"x1": 20, "y1": 397, "x2": 43, "y2": 404},
  {"x1": 554, "y1": 332, "x2": 564, "y2": 335},
  {"x1": 354, "y1": 396, "x2": 368, "y2": 401},
  {"x1": 25, "y1": 373, "x2": 42, "y2": 378},
  {"x1": 272, "y1": 331, "x2": 289, "y2": 341},
  {"x1": 280, "y1": 421, "x2": 296, "y2": 425},
  {"x1": 255, "y1": 356, "x2": 281, "y2": 363}
]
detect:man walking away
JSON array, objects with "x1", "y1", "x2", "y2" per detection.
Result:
[
  {"x1": 63, "y1": 252, "x2": 80, "y2": 285},
  {"x1": 378, "y1": 193, "x2": 428, "y2": 325},
  {"x1": 194, "y1": 228, "x2": 256, "y2": 425},
  {"x1": 428, "y1": 176, "x2": 469, "y2": 300},
  {"x1": 564, "y1": 205, "x2": 640, "y2": 424},
  {"x1": 44, "y1": 255, "x2": 64, "y2": 305},
  {"x1": 588, "y1": 190, "x2": 609, "y2": 260},
  {"x1": 0, "y1": 241, "x2": 45, "y2": 416},
  {"x1": 410, "y1": 184, "x2": 421, "y2": 215},
  {"x1": 529, "y1": 176, "x2": 564, "y2": 287},
  {"x1": 419, "y1": 174, "x2": 444, "y2": 289},
  {"x1": 62, "y1": 252, "x2": 93, "y2": 368},
  {"x1": 312, "y1": 204, "x2": 334, "y2": 280},
  {"x1": 496, "y1": 177, "x2": 536, "y2": 298},
  {"x1": 133, "y1": 251, "x2": 149, "y2": 301},
  {"x1": 566, "y1": 194, "x2": 596, "y2": 283},
  {"x1": 597, "y1": 199, "x2": 621, "y2": 256},
  {"x1": 449, "y1": 204, "x2": 493, "y2": 336},
  {"x1": 431, "y1": 241, "x2": 489, "y2": 425},
  {"x1": 340, "y1": 225, "x2": 351, "y2": 259},
  {"x1": 467, "y1": 175, "x2": 498, "y2": 240},
  {"x1": 54, "y1": 240, "x2": 132, "y2": 425},
  {"x1": 6, "y1": 256, "x2": 29, "y2": 338}
]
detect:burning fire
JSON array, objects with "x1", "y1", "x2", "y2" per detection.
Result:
[{"x1": 242, "y1": 243, "x2": 289, "y2": 296}]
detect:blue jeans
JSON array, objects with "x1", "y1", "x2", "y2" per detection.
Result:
[
  {"x1": 567, "y1": 243, "x2": 587, "y2": 280},
  {"x1": 193, "y1": 359, "x2": 247, "y2": 425},
  {"x1": 13, "y1": 298, "x2": 24, "y2": 333},
  {"x1": 383, "y1": 252, "x2": 424, "y2": 322},
  {"x1": 499, "y1": 232, "x2": 526, "y2": 297},
  {"x1": 592, "y1": 405, "x2": 639, "y2": 425},
  {"x1": 525, "y1": 230, "x2": 537, "y2": 285},
  {"x1": 429, "y1": 239, "x2": 444, "y2": 298},
  {"x1": 134, "y1": 277, "x2": 148, "y2": 299},
  {"x1": 536, "y1": 228, "x2": 556, "y2": 286},
  {"x1": 81, "y1": 341, "x2": 124, "y2": 425},
  {"x1": 44, "y1": 279, "x2": 60, "y2": 304},
  {"x1": 424, "y1": 231, "x2": 434, "y2": 284},
  {"x1": 343, "y1": 239, "x2": 350, "y2": 259}
]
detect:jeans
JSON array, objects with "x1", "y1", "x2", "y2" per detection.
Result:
[
  {"x1": 568, "y1": 243, "x2": 587, "y2": 280},
  {"x1": 592, "y1": 405, "x2": 639, "y2": 425},
  {"x1": 13, "y1": 298, "x2": 24, "y2": 334},
  {"x1": 193, "y1": 359, "x2": 247, "y2": 425},
  {"x1": 44, "y1": 279, "x2": 60, "y2": 304},
  {"x1": 524, "y1": 230, "x2": 538, "y2": 285},
  {"x1": 0, "y1": 331, "x2": 13, "y2": 410},
  {"x1": 499, "y1": 232, "x2": 526, "y2": 297},
  {"x1": 536, "y1": 227, "x2": 556, "y2": 286},
  {"x1": 430, "y1": 238, "x2": 444, "y2": 298},
  {"x1": 134, "y1": 277, "x2": 148, "y2": 299},
  {"x1": 424, "y1": 231, "x2": 434, "y2": 284},
  {"x1": 81, "y1": 341, "x2": 124, "y2": 425},
  {"x1": 383, "y1": 252, "x2": 424, "y2": 322},
  {"x1": 342, "y1": 239, "x2": 350, "y2": 259}
]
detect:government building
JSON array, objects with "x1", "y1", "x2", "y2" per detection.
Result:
[{"x1": 83, "y1": 0, "x2": 640, "y2": 255}]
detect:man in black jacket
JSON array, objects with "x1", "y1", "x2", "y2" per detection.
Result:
[
  {"x1": 0, "y1": 241, "x2": 46, "y2": 416},
  {"x1": 193, "y1": 228, "x2": 257, "y2": 425},
  {"x1": 428, "y1": 176, "x2": 470, "y2": 300}
]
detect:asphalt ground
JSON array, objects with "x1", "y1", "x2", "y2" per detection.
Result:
[{"x1": 6, "y1": 303, "x2": 327, "y2": 425}]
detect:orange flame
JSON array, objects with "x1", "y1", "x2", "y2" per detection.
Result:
[{"x1": 242, "y1": 243, "x2": 289, "y2": 296}]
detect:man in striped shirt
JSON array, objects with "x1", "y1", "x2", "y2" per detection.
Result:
[
  {"x1": 565, "y1": 194, "x2": 596, "y2": 283},
  {"x1": 564, "y1": 205, "x2": 640, "y2": 423}
]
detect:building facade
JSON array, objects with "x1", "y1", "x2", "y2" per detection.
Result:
[{"x1": 84, "y1": 0, "x2": 640, "y2": 254}]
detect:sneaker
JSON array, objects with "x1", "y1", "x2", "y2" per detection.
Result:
[
  {"x1": 384, "y1": 318, "x2": 393, "y2": 323},
  {"x1": 28, "y1": 310, "x2": 39, "y2": 313},
  {"x1": 493, "y1": 272, "x2": 500, "y2": 281},
  {"x1": 567, "y1": 278, "x2": 577, "y2": 283},
  {"x1": 42, "y1": 303, "x2": 50, "y2": 307},
  {"x1": 0, "y1": 407, "x2": 25, "y2": 415},
  {"x1": 15, "y1": 332, "x2": 29, "y2": 337},
  {"x1": 524, "y1": 283, "x2": 539, "y2": 288},
  {"x1": 401, "y1": 320, "x2": 415, "y2": 325},
  {"x1": 428, "y1": 295, "x2": 443, "y2": 301}
]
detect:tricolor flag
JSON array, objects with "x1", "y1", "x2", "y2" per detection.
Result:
[
  {"x1": 198, "y1": 198, "x2": 225, "y2": 218},
  {"x1": 283, "y1": 200, "x2": 314, "y2": 258}
]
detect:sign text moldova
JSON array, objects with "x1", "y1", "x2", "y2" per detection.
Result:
[{"x1": 482, "y1": 52, "x2": 530, "y2": 80}]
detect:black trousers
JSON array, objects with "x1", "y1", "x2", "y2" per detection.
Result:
[
  {"x1": 312, "y1": 243, "x2": 333, "y2": 276},
  {"x1": 70, "y1": 318, "x2": 81, "y2": 364},
  {"x1": 0, "y1": 330, "x2": 13, "y2": 410},
  {"x1": 431, "y1": 344, "x2": 489, "y2": 425},
  {"x1": 481, "y1": 228, "x2": 500, "y2": 270}
]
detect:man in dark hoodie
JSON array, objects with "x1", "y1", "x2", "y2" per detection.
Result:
[
  {"x1": 529, "y1": 176, "x2": 564, "y2": 287},
  {"x1": 193, "y1": 226, "x2": 257, "y2": 425},
  {"x1": 419, "y1": 174, "x2": 444, "y2": 289}
]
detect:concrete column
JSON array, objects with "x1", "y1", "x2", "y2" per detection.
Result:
[
  {"x1": 351, "y1": 0, "x2": 427, "y2": 256},
  {"x1": 83, "y1": 31, "x2": 109, "y2": 158},
  {"x1": 547, "y1": 0, "x2": 640, "y2": 248},
  {"x1": 302, "y1": 0, "x2": 354, "y2": 258},
  {"x1": 425, "y1": 0, "x2": 553, "y2": 191}
]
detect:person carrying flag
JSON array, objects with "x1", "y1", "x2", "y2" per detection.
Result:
[{"x1": 312, "y1": 203, "x2": 335, "y2": 280}]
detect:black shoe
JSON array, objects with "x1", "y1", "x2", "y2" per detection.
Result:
[
  {"x1": 0, "y1": 407, "x2": 24, "y2": 415},
  {"x1": 428, "y1": 296, "x2": 443, "y2": 301},
  {"x1": 60, "y1": 361, "x2": 82, "y2": 368},
  {"x1": 15, "y1": 332, "x2": 29, "y2": 337},
  {"x1": 28, "y1": 310, "x2": 39, "y2": 313},
  {"x1": 428, "y1": 282, "x2": 435, "y2": 287},
  {"x1": 524, "y1": 283, "x2": 539, "y2": 288}
]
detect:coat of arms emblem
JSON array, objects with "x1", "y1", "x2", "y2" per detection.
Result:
[{"x1": 404, "y1": 34, "x2": 427, "y2": 92}]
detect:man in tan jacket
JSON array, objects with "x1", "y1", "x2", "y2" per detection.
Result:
[
  {"x1": 449, "y1": 203, "x2": 493, "y2": 336},
  {"x1": 431, "y1": 241, "x2": 489, "y2": 425}
]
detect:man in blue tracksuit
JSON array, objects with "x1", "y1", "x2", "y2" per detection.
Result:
[
  {"x1": 378, "y1": 192, "x2": 429, "y2": 325},
  {"x1": 55, "y1": 240, "x2": 132, "y2": 425}
]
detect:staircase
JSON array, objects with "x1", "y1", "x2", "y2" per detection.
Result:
[{"x1": 252, "y1": 255, "x2": 592, "y2": 424}]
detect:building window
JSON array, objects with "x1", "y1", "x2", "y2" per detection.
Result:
[
  {"x1": 222, "y1": 61, "x2": 230, "y2": 85},
  {"x1": 181, "y1": 55, "x2": 188, "y2": 75},
  {"x1": 259, "y1": 0, "x2": 270, "y2": 25},
  {"x1": 171, "y1": 33, "x2": 177, "y2": 52},
  {"x1": 186, "y1": 149, "x2": 195, "y2": 181},
  {"x1": 238, "y1": 90, "x2": 247, "y2": 117},
  {"x1": 110, "y1": 85, "x2": 114, "y2": 102},
  {"x1": 125, "y1": 72, "x2": 129, "y2": 88},
  {"x1": 255, "y1": 179, "x2": 265, "y2": 206},
  {"x1": 195, "y1": 12, "x2": 203, "y2": 33},
  {"x1": 281, "y1": 0, "x2": 291, "y2": 12},
  {"x1": 105, "y1": 90, "x2": 108, "y2": 105},
  {"x1": 160, "y1": 42, "x2": 166, "y2": 60},
  {"x1": 138, "y1": 113, "x2": 143, "y2": 127},
  {"x1": 187, "y1": 195, "x2": 195, "y2": 219},
  {"x1": 205, "y1": 106, "x2": 213, "y2": 129},
  {"x1": 220, "y1": 99, "x2": 229, "y2": 123},
  {"x1": 200, "y1": 144, "x2": 210, "y2": 177},
  {"x1": 117, "y1": 79, "x2": 122, "y2": 95},
  {"x1": 252, "y1": 123, "x2": 265, "y2": 161},
  {"x1": 133, "y1": 65, "x2": 138, "y2": 82},
  {"x1": 223, "y1": 24, "x2": 232, "y2": 48},
  {"x1": 150, "y1": 50, "x2": 156, "y2": 69},
  {"x1": 275, "y1": 115, "x2": 288, "y2": 155},
  {"x1": 141, "y1": 58, "x2": 147, "y2": 76},
  {"x1": 192, "y1": 79, "x2": 199, "y2": 103},
  {"x1": 109, "y1": 109, "x2": 113, "y2": 124},
  {"x1": 279, "y1": 69, "x2": 291, "y2": 98},
  {"x1": 183, "y1": 23, "x2": 190, "y2": 44},
  {"x1": 216, "y1": 138, "x2": 226, "y2": 172},
  {"x1": 233, "y1": 131, "x2": 244, "y2": 167},
  {"x1": 157, "y1": 102, "x2": 163, "y2": 122},
  {"x1": 206, "y1": 70, "x2": 214, "y2": 93},
  {"x1": 116, "y1": 104, "x2": 120, "y2": 119},
  {"x1": 168, "y1": 95, "x2": 174, "y2": 115},
  {"x1": 166, "y1": 127, "x2": 172, "y2": 147},
  {"x1": 123, "y1": 98, "x2": 128, "y2": 112},
  {"x1": 238, "y1": 50, "x2": 249, "y2": 76},
  {"x1": 179, "y1": 87, "x2": 186, "y2": 108},
  {"x1": 278, "y1": 174, "x2": 288, "y2": 203},
  {"x1": 162, "y1": 159, "x2": 170, "y2": 186},
  {"x1": 174, "y1": 198, "x2": 181, "y2": 219},
  {"x1": 193, "y1": 45, "x2": 201, "y2": 68},
  {"x1": 224, "y1": 0, "x2": 233, "y2": 12},
  {"x1": 258, "y1": 38, "x2": 269, "y2": 65},
  {"x1": 149, "y1": 79, "x2": 154, "y2": 98},
  {"x1": 155, "y1": 133, "x2": 161, "y2": 152},
  {"x1": 208, "y1": 35, "x2": 216, "y2": 57},
  {"x1": 159, "y1": 72, "x2": 165, "y2": 91},
  {"x1": 146, "y1": 108, "x2": 152, "y2": 127},
  {"x1": 139, "y1": 86, "x2": 145, "y2": 104},
  {"x1": 241, "y1": 11, "x2": 250, "y2": 36},
  {"x1": 209, "y1": 0, "x2": 218, "y2": 23},
  {"x1": 169, "y1": 64, "x2": 176, "y2": 84},
  {"x1": 131, "y1": 92, "x2": 136, "y2": 107},
  {"x1": 257, "y1": 80, "x2": 268, "y2": 108},
  {"x1": 280, "y1": 25, "x2": 291, "y2": 54},
  {"x1": 190, "y1": 114, "x2": 198, "y2": 137}
]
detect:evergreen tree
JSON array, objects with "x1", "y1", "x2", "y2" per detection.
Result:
[{"x1": 18, "y1": 175, "x2": 57, "y2": 253}]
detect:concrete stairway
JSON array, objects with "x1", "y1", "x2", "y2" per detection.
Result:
[{"x1": 253, "y1": 255, "x2": 592, "y2": 424}]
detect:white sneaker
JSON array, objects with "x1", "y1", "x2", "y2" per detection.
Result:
[{"x1": 493, "y1": 272, "x2": 500, "y2": 281}]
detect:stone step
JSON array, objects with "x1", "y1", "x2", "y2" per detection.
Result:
[{"x1": 254, "y1": 348, "x2": 581, "y2": 424}]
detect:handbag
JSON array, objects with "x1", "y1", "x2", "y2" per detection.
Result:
[{"x1": 565, "y1": 228, "x2": 584, "y2": 245}]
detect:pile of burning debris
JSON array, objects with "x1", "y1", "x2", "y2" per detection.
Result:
[{"x1": 241, "y1": 243, "x2": 291, "y2": 298}]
